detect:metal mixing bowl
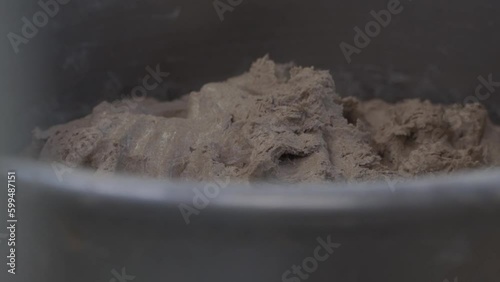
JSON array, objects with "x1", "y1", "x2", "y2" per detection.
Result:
[{"x1": 1, "y1": 0, "x2": 499, "y2": 281}]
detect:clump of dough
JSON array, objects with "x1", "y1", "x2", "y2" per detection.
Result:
[{"x1": 31, "y1": 56, "x2": 500, "y2": 182}]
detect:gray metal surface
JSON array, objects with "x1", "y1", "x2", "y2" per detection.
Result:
[{"x1": 1, "y1": 160, "x2": 500, "y2": 282}]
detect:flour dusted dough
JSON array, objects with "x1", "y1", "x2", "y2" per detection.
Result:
[{"x1": 32, "y1": 57, "x2": 500, "y2": 182}]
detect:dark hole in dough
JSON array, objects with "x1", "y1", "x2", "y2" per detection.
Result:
[{"x1": 278, "y1": 152, "x2": 308, "y2": 164}]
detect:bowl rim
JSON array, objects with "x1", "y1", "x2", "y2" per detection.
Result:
[{"x1": 3, "y1": 157, "x2": 500, "y2": 226}]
